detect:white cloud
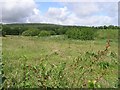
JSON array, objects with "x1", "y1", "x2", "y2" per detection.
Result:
[
  {"x1": 27, "y1": 6, "x2": 72, "y2": 25},
  {"x1": 45, "y1": 6, "x2": 71, "y2": 24},
  {"x1": 46, "y1": 6, "x2": 69, "y2": 19},
  {"x1": 23, "y1": 3, "x2": 118, "y2": 26},
  {"x1": 30, "y1": 6, "x2": 115, "y2": 26},
  {"x1": 80, "y1": 16, "x2": 114, "y2": 26},
  {"x1": 58, "y1": 2, "x2": 118, "y2": 26},
  {"x1": 26, "y1": 8, "x2": 45, "y2": 23},
  {"x1": 65, "y1": 2, "x2": 99, "y2": 17},
  {"x1": 0, "y1": 0, "x2": 118, "y2": 26}
]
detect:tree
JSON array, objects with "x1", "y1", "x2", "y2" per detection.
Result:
[
  {"x1": 22, "y1": 29, "x2": 40, "y2": 36},
  {"x1": 38, "y1": 31, "x2": 51, "y2": 37}
]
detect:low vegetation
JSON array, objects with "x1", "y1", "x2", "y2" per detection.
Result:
[
  {"x1": 2, "y1": 35, "x2": 118, "y2": 88},
  {"x1": 66, "y1": 27, "x2": 97, "y2": 40},
  {"x1": 1, "y1": 23, "x2": 119, "y2": 88},
  {"x1": 2, "y1": 23, "x2": 119, "y2": 40}
]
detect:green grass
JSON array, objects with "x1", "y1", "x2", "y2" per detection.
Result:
[
  {"x1": 2, "y1": 35, "x2": 118, "y2": 88},
  {"x1": 96, "y1": 29, "x2": 118, "y2": 41}
]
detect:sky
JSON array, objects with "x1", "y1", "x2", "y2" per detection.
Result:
[{"x1": 0, "y1": 0, "x2": 120, "y2": 26}]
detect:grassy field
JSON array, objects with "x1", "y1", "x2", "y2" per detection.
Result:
[{"x1": 2, "y1": 35, "x2": 118, "y2": 88}]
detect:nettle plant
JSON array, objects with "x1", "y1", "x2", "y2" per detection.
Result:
[{"x1": 20, "y1": 57, "x2": 69, "y2": 88}]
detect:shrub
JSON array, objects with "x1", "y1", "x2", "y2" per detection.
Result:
[
  {"x1": 2, "y1": 26, "x2": 12, "y2": 35},
  {"x1": 2, "y1": 30, "x2": 6, "y2": 37},
  {"x1": 49, "y1": 30, "x2": 56, "y2": 35},
  {"x1": 80, "y1": 28, "x2": 96, "y2": 40},
  {"x1": 55, "y1": 27, "x2": 67, "y2": 35},
  {"x1": 38, "y1": 31, "x2": 51, "y2": 37},
  {"x1": 66, "y1": 28, "x2": 96, "y2": 40},
  {"x1": 22, "y1": 29, "x2": 40, "y2": 36}
]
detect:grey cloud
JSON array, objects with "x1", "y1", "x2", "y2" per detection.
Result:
[{"x1": 1, "y1": 0, "x2": 36, "y2": 23}]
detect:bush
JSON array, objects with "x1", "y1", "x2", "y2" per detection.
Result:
[
  {"x1": 66, "y1": 28, "x2": 80, "y2": 39},
  {"x1": 80, "y1": 28, "x2": 96, "y2": 40},
  {"x1": 2, "y1": 26, "x2": 12, "y2": 35},
  {"x1": 38, "y1": 31, "x2": 51, "y2": 37},
  {"x1": 0, "y1": 30, "x2": 6, "y2": 37},
  {"x1": 22, "y1": 29, "x2": 40, "y2": 36},
  {"x1": 2, "y1": 30, "x2": 6, "y2": 37},
  {"x1": 49, "y1": 30, "x2": 56, "y2": 35},
  {"x1": 55, "y1": 27, "x2": 67, "y2": 35},
  {"x1": 66, "y1": 28, "x2": 96, "y2": 40}
]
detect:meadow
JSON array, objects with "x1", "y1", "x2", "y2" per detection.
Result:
[{"x1": 2, "y1": 33, "x2": 118, "y2": 88}]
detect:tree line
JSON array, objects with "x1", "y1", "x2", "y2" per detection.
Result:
[{"x1": 1, "y1": 23, "x2": 119, "y2": 40}]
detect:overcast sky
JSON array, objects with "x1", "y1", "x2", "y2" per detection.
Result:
[{"x1": 0, "y1": 0, "x2": 120, "y2": 26}]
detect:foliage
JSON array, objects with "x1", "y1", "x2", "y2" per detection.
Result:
[
  {"x1": 2, "y1": 25, "x2": 28, "y2": 35},
  {"x1": 80, "y1": 28, "x2": 97, "y2": 40},
  {"x1": 49, "y1": 31, "x2": 56, "y2": 35},
  {"x1": 22, "y1": 29, "x2": 40, "y2": 36},
  {"x1": 66, "y1": 28, "x2": 96, "y2": 40},
  {"x1": 2, "y1": 24, "x2": 119, "y2": 41},
  {"x1": 66, "y1": 28, "x2": 79, "y2": 39},
  {"x1": 0, "y1": 30, "x2": 6, "y2": 37},
  {"x1": 38, "y1": 31, "x2": 51, "y2": 37},
  {"x1": 54, "y1": 27, "x2": 67, "y2": 35}
]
